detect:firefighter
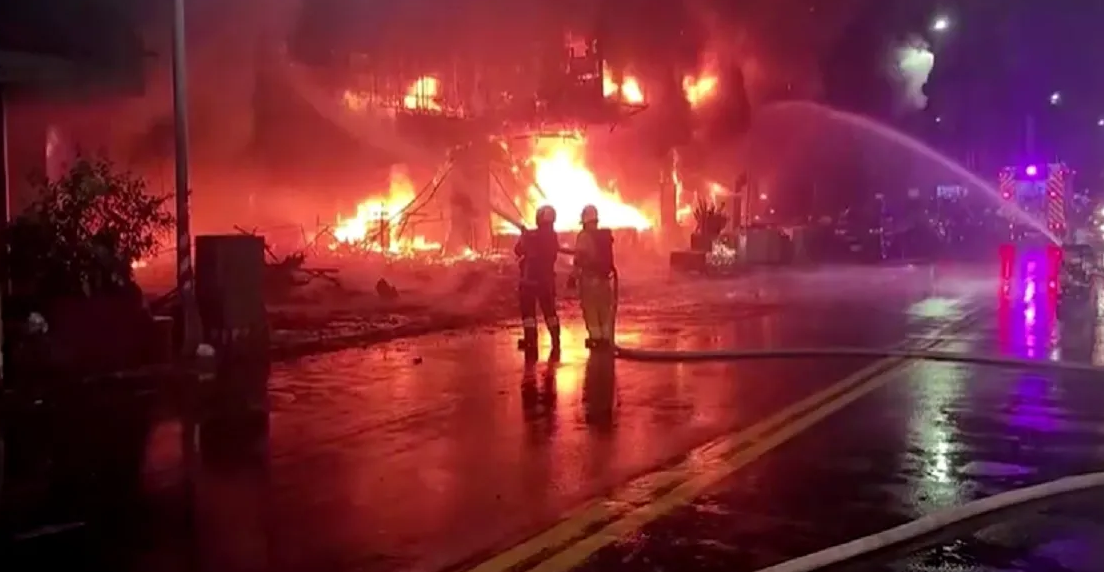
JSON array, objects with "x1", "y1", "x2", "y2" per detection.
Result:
[
  {"x1": 515, "y1": 205, "x2": 561, "y2": 352},
  {"x1": 571, "y1": 205, "x2": 616, "y2": 348}
]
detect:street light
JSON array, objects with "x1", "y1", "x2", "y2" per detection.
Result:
[
  {"x1": 171, "y1": 0, "x2": 201, "y2": 356},
  {"x1": 1049, "y1": 91, "x2": 1061, "y2": 105},
  {"x1": 931, "y1": 16, "x2": 950, "y2": 33}
]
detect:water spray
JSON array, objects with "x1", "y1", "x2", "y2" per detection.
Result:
[{"x1": 752, "y1": 101, "x2": 1061, "y2": 245}]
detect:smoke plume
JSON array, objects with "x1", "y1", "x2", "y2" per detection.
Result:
[{"x1": 892, "y1": 35, "x2": 934, "y2": 110}]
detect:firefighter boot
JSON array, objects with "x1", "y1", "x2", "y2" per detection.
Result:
[{"x1": 517, "y1": 327, "x2": 538, "y2": 351}]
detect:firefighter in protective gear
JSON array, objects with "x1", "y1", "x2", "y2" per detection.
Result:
[
  {"x1": 572, "y1": 205, "x2": 616, "y2": 348},
  {"x1": 515, "y1": 205, "x2": 562, "y2": 352}
]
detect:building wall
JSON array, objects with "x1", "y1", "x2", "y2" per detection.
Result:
[{"x1": 4, "y1": 98, "x2": 46, "y2": 215}]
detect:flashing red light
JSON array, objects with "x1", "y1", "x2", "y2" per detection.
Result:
[{"x1": 999, "y1": 244, "x2": 1015, "y2": 280}]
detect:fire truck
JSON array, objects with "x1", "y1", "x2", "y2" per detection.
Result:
[{"x1": 997, "y1": 162, "x2": 1071, "y2": 243}]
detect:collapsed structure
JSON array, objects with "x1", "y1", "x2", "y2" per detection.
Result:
[
  {"x1": 323, "y1": 24, "x2": 657, "y2": 255},
  {"x1": 7, "y1": 0, "x2": 742, "y2": 266}
]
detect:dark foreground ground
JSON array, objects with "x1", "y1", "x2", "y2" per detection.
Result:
[{"x1": 4, "y1": 255, "x2": 1104, "y2": 572}]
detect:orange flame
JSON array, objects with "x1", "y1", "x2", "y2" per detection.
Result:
[
  {"x1": 682, "y1": 75, "x2": 718, "y2": 108},
  {"x1": 673, "y1": 154, "x2": 731, "y2": 225},
  {"x1": 403, "y1": 76, "x2": 441, "y2": 111},
  {"x1": 507, "y1": 135, "x2": 651, "y2": 233},
  {"x1": 333, "y1": 167, "x2": 441, "y2": 253},
  {"x1": 682, "y1": 54, "x2": 720, "y2": 108},
  {"x1": 603, "y1": 70, "x2": 644, "y2": 104}
]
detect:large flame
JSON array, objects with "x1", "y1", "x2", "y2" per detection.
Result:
[
  {"x1": 603, "y1": 70, "x2": 645, "y2": 104},
  {"x1": 508, "y1": 135, "x2": 651, "y2": 233},
  {"x1": 333, "y1": 168, "x2": 441, "y2": 253}
]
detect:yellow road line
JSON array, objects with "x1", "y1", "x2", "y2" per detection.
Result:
[
  {"x1": 529, "y1": 358, "x2": 915, "y2": 572},
  {"x1": 464, "y1": 357, "x2": 900, "y2": 572},
  {"x1": 463, "y1": 315, "x2": 969, "y2": 572}
]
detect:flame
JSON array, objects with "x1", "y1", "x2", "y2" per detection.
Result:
[
  {"x1": 333, "y1": 168, "x2": 441, "y2": 253},
  {"x1": 683, "y1": 53, "x2": 720, "y2": 108},
  {"x1": 603, "y1": 70, "x2": 644, "y2": 104},
  {"x1": 507, "y1": 135, "x2": 651, "y2": 233},
  {"x1": 673, "y1": 153, "x2": 730, "y2": 225},
  {"x1": 342, "y1": 90, "x2": 371, "y2": 112},
  {"x1": 682, "y1": 74, "x2": 718, "y2": 108},
  {"x1": 403, "y1": 76, "x2": 441, "y2": 111},
  {"x1": 675, "y1": 167, "x2": 693, "y2": 223}
]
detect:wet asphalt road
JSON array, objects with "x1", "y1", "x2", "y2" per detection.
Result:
[{"x1": 6, "y1": 258, "x2": 1104, "y2": 572}]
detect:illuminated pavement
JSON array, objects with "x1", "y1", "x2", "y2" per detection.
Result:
[{"x1": 7, "y1": 258, "x2": 1104, "y2": 572}]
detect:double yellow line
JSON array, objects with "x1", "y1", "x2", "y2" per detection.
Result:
[{"x1": 463, "y1": 317, "x2": 970, "y2": 572}]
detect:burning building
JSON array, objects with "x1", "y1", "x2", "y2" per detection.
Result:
[{"x1": 6, "y1": 0, "x2": 745, "y2": 263}]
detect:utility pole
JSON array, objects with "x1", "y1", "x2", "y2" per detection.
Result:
[
  {"x1": 0, "y1": 85, "x2": 8, "y2": 385},
  {"x1": 172, "y1": 0, "x2": 201, "y2": 357}
]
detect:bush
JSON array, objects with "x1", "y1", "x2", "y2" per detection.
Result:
[{"x1": 6, "y1": 156, "x2": 174, "y2": 304}]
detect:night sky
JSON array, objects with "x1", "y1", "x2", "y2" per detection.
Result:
[{"x1": 2, "y1": 0, "x2": 1102, "y2": 187}]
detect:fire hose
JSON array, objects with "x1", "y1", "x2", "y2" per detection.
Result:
[
  {"x1": 752, "y1": 473, "x2": 1104, "y2": 572},
  {"x1": 498, "y1": 205, "x2": 1104, "y2": 566},
  {"x1": 607, "y1": 275, "x2": 1104, "y2": 571},
  {"x1": 610, "y1": 302, "x2": 1104, "y2": 571},
  {"x1": 494, "y1": 204, "x2": 1104, "y2": 374}
]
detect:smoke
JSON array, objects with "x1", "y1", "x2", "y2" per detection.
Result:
[
  {"x1": 892, "y1": 36, "x2": 934, "y2": 111},
  {"x1": 693, "y1": 1, "x2": 869, "y2": 104}
]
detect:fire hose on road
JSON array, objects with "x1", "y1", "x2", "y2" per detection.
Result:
[
  {"x1": 495, "y1": 204, "x2": 1104, "y2": 375},
  {"x1": 492, "y1": 206, "x2": 1104, "y2": 568},
  {"x1": 753, "y1": 472, "x2": 1104, "y2": 572},
  {"x1": 607, "y1": 278, "x2": 1104, "y2": 570},
  {"x1": 611, "y1": 300, "x2": 1104, "y2": 571}
]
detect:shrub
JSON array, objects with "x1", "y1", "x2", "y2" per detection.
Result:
[{"x1": 6, "y1": 156, "x2": 174, "y2": 303}]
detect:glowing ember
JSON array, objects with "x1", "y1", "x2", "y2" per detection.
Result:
[
  {"x1": 403, "y1": 76, "x2": 441, "y2": 111},
  {"x1": 342, "y1": 90, "x2": 371, "y2": 111},
  {"x1": 603, "y1": 70, "x2": 644, "y2": 104},
  {"x1": 333, "y1": 168, "x2": 441, "y2": 254},
  {"x1": 507, "y1": 135, "x2": 652, "y2": 233}
]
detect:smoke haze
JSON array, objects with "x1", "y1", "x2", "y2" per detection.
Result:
[{"x1": 893, "y1": 36, "x2": 934, "y2": 111}]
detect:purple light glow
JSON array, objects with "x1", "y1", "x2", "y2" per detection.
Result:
[{"x1": 1025, "y1": 164, "x2": 1039, "y2": 176}]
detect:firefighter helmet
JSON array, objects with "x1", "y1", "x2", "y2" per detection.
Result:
[
  {"x1": 535, "y1": 205, "x2": 557, "y2": 226},
  {"x1": 580, "y1": 205, "x2": 599, "y2": 225}
]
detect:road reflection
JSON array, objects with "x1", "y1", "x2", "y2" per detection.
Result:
[
  {"x1": 3, "y1": 265, "x2": 960, "y2": 572},
  {"x1": 582, "y1": 353, "x2": 616, "y2": 432},
  {"x1": 189, "y1": 408, "x2": 271, "y2": 572},
  {"x1": 521, "y1": 356, "x2": 559, "y2": 443},
  {"x1": 995, "y1": 246, "x2": 1100, "y2": 362}
]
